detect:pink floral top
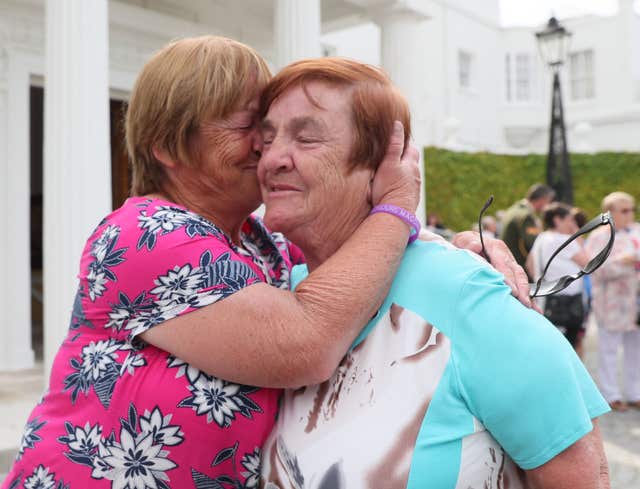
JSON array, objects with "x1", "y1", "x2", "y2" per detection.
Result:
[
  {"x1": 3, "y1": 197, "x2": 304, "y2": 489},
  {"x1": 586, "y1": 226, "x2": 639, "y2": 332}
]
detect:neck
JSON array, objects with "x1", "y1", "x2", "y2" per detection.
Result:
[
  {"x1": 149, "y1": 185, "x2": 251, "y2": 244},
  {"x1": 292, "y1": 205, "x2": 371, "y2": 272}
]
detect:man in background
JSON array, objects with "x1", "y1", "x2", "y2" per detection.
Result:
[{"x1": 500, "y1": 183, "x2": 555, "y2": 278}]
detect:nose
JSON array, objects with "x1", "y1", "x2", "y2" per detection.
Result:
[{"x1": 259, "y1": 135, "x2": 294, "y2": 174}]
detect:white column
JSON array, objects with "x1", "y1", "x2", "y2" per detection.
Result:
[
  {"x1": 0, "y1": 50, "x2": 36, "y2": 371},
  {"x1": 275, "y1": 0, "x2": 321, "y2": 69},
  {"x1": 43, "y1": 0, "x2": 112, "y2": 374},
  {"x1": 375, "y1": 4, "x2": 430, "y2": 223}
]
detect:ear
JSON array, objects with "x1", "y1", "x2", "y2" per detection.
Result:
[{"x1": 152, "y1": 146, "x2": 178, "y2": 169}]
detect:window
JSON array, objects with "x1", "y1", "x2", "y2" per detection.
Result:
[
  {"x1": 569, "y1": 50, "x2": 595, "y2": 100},
  {"x1": 515, "y1": 54, "x2": 531, "y2": 101},
  {"x1": 505, "y1": 54, "x2": 512, "y2": 101},
  {"x1": 458, "y1": 50, "x2": 473, "y2": 89},
  {"x1": 505, "y1": 52, "x2": 533, "y2": 102}
]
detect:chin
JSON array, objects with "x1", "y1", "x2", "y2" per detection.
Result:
[{"x1": 263, "y1": 209, "x2": 296, "y2": 234}]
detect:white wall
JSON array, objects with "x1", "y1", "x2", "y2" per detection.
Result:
[
  {"x1": 324, "y1": 0, "x2": 640, "y2": 153},
  {"x1": 444, "y1": 4, "x2": 502, "y2": 150},
  {"x1": 0, "y1": 0, "x2": 277, "y2": 371},
  {"x1": 500, "y1": 7, "x2": 640, "y2": 153}
]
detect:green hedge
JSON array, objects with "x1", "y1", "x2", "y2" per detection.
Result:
[{"x1": 424, "y1": 147, "x2": 640, "y2": 231}]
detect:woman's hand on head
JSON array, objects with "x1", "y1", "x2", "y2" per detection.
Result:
[
  {"x1": 452, "y1": 231, "x2": 535, "y2": 310},
  {"x1": 371, "y1": 121, "x2": 421, "y2": 213}
]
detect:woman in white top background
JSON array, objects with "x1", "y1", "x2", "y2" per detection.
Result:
[{"x1": 527, "y1": 202, "x2": 590, "y2": 353}]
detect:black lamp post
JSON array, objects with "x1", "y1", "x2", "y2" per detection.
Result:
[{"x1": 536, "y1": 17, "x2": 573, "y2": 204}]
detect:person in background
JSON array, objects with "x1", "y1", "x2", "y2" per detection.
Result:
[
  {"x1": 495, "y1": 209, "x2": 506, "y2": 237},
  {"x1": 572, "y1": 207, "x2": 592, "y2": 358},
  {"x1": 500, "y1": 183, "x2": 556, "y2": 278},
  {"x1": 528, "y1": 203, "x2": 590, "y2": 353},
  {"x1": 586, "y1": 192, "x2": 640, "y2": 411},
  {"x1": 481, "y1": 215, "x2": 498, "y2": 239},
  {"x1": 426, "y1": 213, "x2": 454, "y2": 241}
]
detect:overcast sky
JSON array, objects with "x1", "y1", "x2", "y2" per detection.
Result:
[{"x1": 500, "y1": 0, "x2": 638, "y2": 26}]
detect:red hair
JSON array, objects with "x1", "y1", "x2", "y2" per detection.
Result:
[{"x1": 260, "y1": 57, "x2": 411, "y2": 170}]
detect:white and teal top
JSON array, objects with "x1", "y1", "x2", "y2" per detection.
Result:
[{"x1": 261, "y1": 240, "x2": 609, "y2": 489}]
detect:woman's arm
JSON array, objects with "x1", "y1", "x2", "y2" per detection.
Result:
[
  {"x1": 525, "y1": 420, "x2": 608, "y2": 489},
  {"x1": 142, "y1": 123, "x2": 420, "y2": 388}
]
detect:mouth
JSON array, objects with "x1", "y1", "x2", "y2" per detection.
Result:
[{"x1": 268, "y1": 183, "x2": 300, "y2": 193}]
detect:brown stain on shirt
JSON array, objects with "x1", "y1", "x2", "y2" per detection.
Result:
[
  {"x1": 365, "y1": 397, "x2": 432, "y2": 488},
  {"x1": 403, "y1": 322, "x2": 441, "y2": 363},
  {"x1": 304, "y1": 381, "x2": 330, "y2": 434},
  {"x1": 390, "y1": 304, "x2": 404, "y2": 331}
]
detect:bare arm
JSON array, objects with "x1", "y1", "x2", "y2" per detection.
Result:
[
  {"x1": 525, "y1": 419, "x2": 609, "y2": 489},
  {"x1": 142, "y1": 123, "x2": 421, "y2": 388}
]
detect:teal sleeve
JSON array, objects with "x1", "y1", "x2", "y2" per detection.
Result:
[{"x1": 452, "y1": 266, "x2": 610, "y2": 469}]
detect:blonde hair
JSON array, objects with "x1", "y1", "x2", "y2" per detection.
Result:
[
  {"x1": 126, "y1": 36, "x2": 271, "y2": 195},
  {"x1": 601, "y1": 191, "x2": 635, "y2": 212}
]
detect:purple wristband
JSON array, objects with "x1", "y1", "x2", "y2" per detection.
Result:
[{"x1": 370, "y1": 204, "x2": 421, "y2": 244}]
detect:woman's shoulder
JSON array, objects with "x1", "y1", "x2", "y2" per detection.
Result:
[{"x1": 91, "y1": 197, "x2": 231, "y2": 256}]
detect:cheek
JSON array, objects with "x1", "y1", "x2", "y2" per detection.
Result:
[{"x1": 210, "y1": 132, "x2": 251, "y2": 167}]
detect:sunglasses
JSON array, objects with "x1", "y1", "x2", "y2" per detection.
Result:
[{"x1": 478, "y1": 196, "x2": 616, "y2": 298}]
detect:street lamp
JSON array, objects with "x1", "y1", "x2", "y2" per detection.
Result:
[{"x1": 536, "y1": 17, "x2": 573, "y2": 204}]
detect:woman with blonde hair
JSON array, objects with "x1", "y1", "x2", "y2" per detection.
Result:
[{"x1": 587, "y1": 191, "x2": 640, "y2": 411}]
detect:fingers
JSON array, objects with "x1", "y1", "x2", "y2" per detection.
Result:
[
  {"x1": 383, "y1": 121, "x2": 405, "y2": 165},
  {"x1": 401, "y1": 144, "x2": 420, "y2": 166},
  {"x1": 510, "y1": 255, "x2": 533, "y2": 308},
  {"x1": 490, "y1": 244, "x2": 518, "y2": 294},
  {"x1": 531, "y1": 301, "x2": 543, "y2": 314},
  {"x1": 452, "y1": 231, "x2": 481, "y2": 254},
  {"x1": 491, "y1": 240, "x2": 532, "y2": 308}
]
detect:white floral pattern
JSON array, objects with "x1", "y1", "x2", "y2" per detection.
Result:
[
  {"x1": 7, "y1": 198, "x2": 295, "y2": 488},
  {"x1": 86, "y1": 225, "x2": 127, "y2": 301},
  {"x1": 241, "y1": 447, "x2": 261, "y2": 488},
  {"x1": 63, "y1": 339, "x2": 145, "y2": 408},
  {"x1": 58, "y1": 403, "x2": 184, "y2": 489},
  {"x1": 17, "y1": 417, "x2": 46, "y2": 460},
  {"x1": 23, "y1": 464, "x2": 62, "y2": 489},
  {"x1": 170, "y1": 358, "x2": 263, "y2": 428}
]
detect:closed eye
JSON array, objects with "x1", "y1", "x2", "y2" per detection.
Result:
[{"x1": 297, "y1": 137, "x2": 320, "y2": 144}]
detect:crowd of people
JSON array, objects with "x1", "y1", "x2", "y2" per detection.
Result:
[{"x1": 457, "y1": 184, "x2": 640, "y2": 412}]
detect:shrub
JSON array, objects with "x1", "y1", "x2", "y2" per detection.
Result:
[{"x1": 424, "y1": 147, "x2": 640, "y2": 231}]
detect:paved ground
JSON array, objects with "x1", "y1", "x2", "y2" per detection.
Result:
[
  {"x1": 581, "y1": 322, "x2": 640, "y2": 488},
  {"x1": 1, "y1": 320, "x2": 639, "y2": 487}
]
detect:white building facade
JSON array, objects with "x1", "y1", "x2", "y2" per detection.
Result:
[{"x1": 0, "y1": 0, "x2": 638, "y2": 373}]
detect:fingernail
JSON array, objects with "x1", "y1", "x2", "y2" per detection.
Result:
[{"x1": 394, "y1": 120, "x2": 403, "y2": 133}]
